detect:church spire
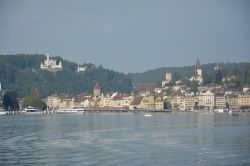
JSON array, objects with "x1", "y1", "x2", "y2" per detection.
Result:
[{"x1": 196, "y1": 58, "x2": 201, "y2": 69}]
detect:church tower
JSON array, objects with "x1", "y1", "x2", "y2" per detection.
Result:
[
  {"x1": 195, "y1": 58, "x2": 202, "y2": 78},
  {"x1": 93, "y1": 82, "x2": 101, "y2": 98}
]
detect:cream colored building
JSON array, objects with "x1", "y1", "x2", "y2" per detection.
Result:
[
  {"x1": 171, "y1": 94, "x2": 185, "y2": 110},
  {"x1": 215, "y1": 95, "x2": 226, "y2": 108},
  {"x1": 238, "y1": 93, "x2": 250, "y2": 107},
  {"x1": 46, "y1": 95, "x2": 61, "y2": 109},
  {"x1": 58, "y1": 97, "x2": 75, "y2": 108},
  {"x1": 141, "y1": 95, "x2": 155, "y2": 110},
  {"x1": 197, "y1": 90, "x2": 215, "y2": 109},
  {"x1": 225, "y1": 94, "x2": 239, "y2": 108},
  {"x1": 155, "y1": 97, "x2": 164, "y2": 110},
  {"x1": 184, "y1": 96, "x2": 195, "y2": 110}
]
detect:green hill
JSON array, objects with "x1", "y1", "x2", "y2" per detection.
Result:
[
  {"x1": 128, "y1": 63, "x2": 250, "y2": 84},
  {"x1": 0, "y1": 54, "x2": 133, "y2": 97}
]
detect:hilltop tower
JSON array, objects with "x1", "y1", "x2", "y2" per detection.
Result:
[
  {"x1": 162, "y1": 71, "x2": 172, "y2": 87},
  {"x1": 93, "y1": 82, "x2": 101, "y2": 98},
  {"x1": 190, "y1": 58, "x2": 203, "y2": 84},
  {"x1": 195, "y1": 58, "x2": 202, "y2": 78}
]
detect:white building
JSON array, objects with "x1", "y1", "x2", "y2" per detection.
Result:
[
  {"x1": 40, "y1": 53, "x2": 62, "y2": 71},
  {"x1": 197, "y1": 90, "x2": 215, "y2": 109},
  {"x1": 190, "y1": 58, "x2": 203, "y2": 85},
  {"x1": 162, "y1": 71, "x2": 172, "y2": 87},
  {"x1": 77, "y1": 65, "x2": 87, "y2": 72}
]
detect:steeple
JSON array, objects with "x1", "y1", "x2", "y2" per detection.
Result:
[{"x1": 195, "y1": 58, "x2": 201, "y2": 69}]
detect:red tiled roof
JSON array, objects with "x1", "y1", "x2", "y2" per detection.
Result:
[{"x1": 94, "y1": 82, "x2": 100, "y2": 90}]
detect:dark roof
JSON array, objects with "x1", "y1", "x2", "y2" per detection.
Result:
[
  {"x1": 131, "y1": 96, "x2": 144, "y2": 105},
  {"x1": 134, "y1": 84, "x2": 156, "y2": 93}
]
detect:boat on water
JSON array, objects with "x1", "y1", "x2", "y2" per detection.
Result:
[
  {"x1": 144, "y1": 114, "x2": 152, "y2": 117},
  {"x1": 55, "y1": 108, "x2": 85, "y2": 114},
  {"x1": 0, "y1": 111, "x2": 7, "y2": 115},
  {"x1": 23, "y1": 107, "x2": 42, "y2": 114}
]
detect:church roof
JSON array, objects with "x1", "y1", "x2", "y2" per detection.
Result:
[
  {"x1": 94, "y1": 82, "x2": 100, "y2": 90},
  {"x1": 195, "y1": 58, "x2": 201, "y2": 69}
]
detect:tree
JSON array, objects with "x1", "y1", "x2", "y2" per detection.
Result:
[
  {"x1": 190, "y1": 81, "x2": 199, "y2": 93},
  {"x1": 214, "y1": 70, "x2": 223, "y2": 85},
  {"x1": 203, "y1": 71, "x2": 213, "y2": 85},
  {"x1": 2, "y1": 91, "x2": 19, "y2": 111},
  {"x1": 164, "y1": 100, "x2": 171, "y2": 109},
  {"x1": 23, "y1": 96, "x2": 47, "y2": 110}
]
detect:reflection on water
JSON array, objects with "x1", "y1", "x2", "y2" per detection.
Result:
[{"x1": 0, "y1": 113, "x2": 250, "y2": 166}]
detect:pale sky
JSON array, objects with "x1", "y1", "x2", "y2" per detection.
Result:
[{"x1": 0, "y1": 0, "x2": 249, "y2": 73}]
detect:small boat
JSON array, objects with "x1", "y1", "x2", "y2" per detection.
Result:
[
  {"x1": 0, "y1": 111, "x2": 7, "y2": 115},
  {"x1": 144, "y1": 114, "x2": 152, "y2": 117}
]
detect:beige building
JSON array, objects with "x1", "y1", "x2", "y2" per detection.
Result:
[
  {"x1": 238, "y1": 93, "x2": 250, "y2": 107},
  {"x1": 141, "y1": 95, "x2": 155, "y2": 110},
  {"x1": 184, "y1": 96, "x2": 195, "y2": 110},
  {"x1": 171, "y1": 92, "x2": 185, "y2": 110},
  {"x1": 155, "y1": 97, "x2": 164, "y2": 110},
  {"x1": 215, "y1": 95, "x2": 226, "y2": 108},
  {"x1": 58, "y1": 97, "x2": 75, "y2": 108},
  {"x1": 46, "y1": 95, "x2": 61, "y2": 109},
  {"x1": 197, "y1": 90, "x2": 215, "y2": 109},
  {"x1": 225, "y1": 94, "x2": 239, "y2": 108}
]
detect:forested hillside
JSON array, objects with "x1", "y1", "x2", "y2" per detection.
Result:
[
  {"x1": 0, "y1": 54, "x2": 133, "y2": 97},
  {"x1": 128, "y1": 63, "x2": 250, "y2": 84}
]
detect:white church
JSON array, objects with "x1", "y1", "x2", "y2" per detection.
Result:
[
  {"x1": 40, "y1": 53, "x2": 62, "y2": 71},
  {"x1": 190, "y1": 58, "x2": 203, "y2": 85}
]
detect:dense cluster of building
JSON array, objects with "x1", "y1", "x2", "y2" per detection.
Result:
[{"x1": 44, "y1": 58, "x2": 250, "y2": 111}]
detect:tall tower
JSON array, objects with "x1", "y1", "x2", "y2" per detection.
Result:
[
  {"x1": 195, "y1": 58, "x2": 202, "y2": 78},
  {"x1": 93, "y1": 82, "x2": 101, "y2": 98}
]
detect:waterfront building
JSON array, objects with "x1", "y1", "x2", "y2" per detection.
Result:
[
  {"x1": 238, "y1": 93, "x2": 250, "y2": 107},
  {"x1": 46, "y1": 95, "x2": 61, "y2": 109},
  {"x1": 58, "y1": 96, "x2": 75, "y2": 109},
  {"x1": 155, "y1": 96, "x2": 164, "y2": 110},
  {"x1": 140, "y1": 95, "x2": 155, "y2": 110},
  {"x1": 197, "y1": 90, "x2": 215, "y2": 109},
  {"x1": 225, "y1": 94, "x2": 239, "y2": 108},
  {"x1": 171, "y1": 91, "x2": 185, "y2": 110},
  {"x1": 215, "y1": 94, "x2": 226, "y2": 108},
  {"x1": 130, "y1": 96, "x2": 144, "y2": 109},
  {"x1": 184, "y1": 96, "x2": 195, "y2": 110},
  {"x1": 40, "y1": 53, "x2": 62, "y2": 71}
]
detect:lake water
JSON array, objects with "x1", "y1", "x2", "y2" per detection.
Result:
[{"x1": 0, "y1": 112, "x2": 250, "y2": 166}]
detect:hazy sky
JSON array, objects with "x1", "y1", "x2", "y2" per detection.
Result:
[{"x1": 0, "y1": 0, "x2": 249, "y2": 73}]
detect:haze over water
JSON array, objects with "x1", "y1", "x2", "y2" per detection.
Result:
[{"x1": 0, "y1": 112, "x2": 250, "y2": 166}]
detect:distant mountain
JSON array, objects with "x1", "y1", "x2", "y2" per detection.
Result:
[
  {"x1": 128, "y1": 63, "x2": 250, "y2": 84},
  {"x1": 0, "y1": 54, "x2": 133, "y2": 97}
]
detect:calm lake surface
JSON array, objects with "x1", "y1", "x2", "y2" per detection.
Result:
[{"x1": 0, "y1": 112, "x2": 250, "y2": 166}]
